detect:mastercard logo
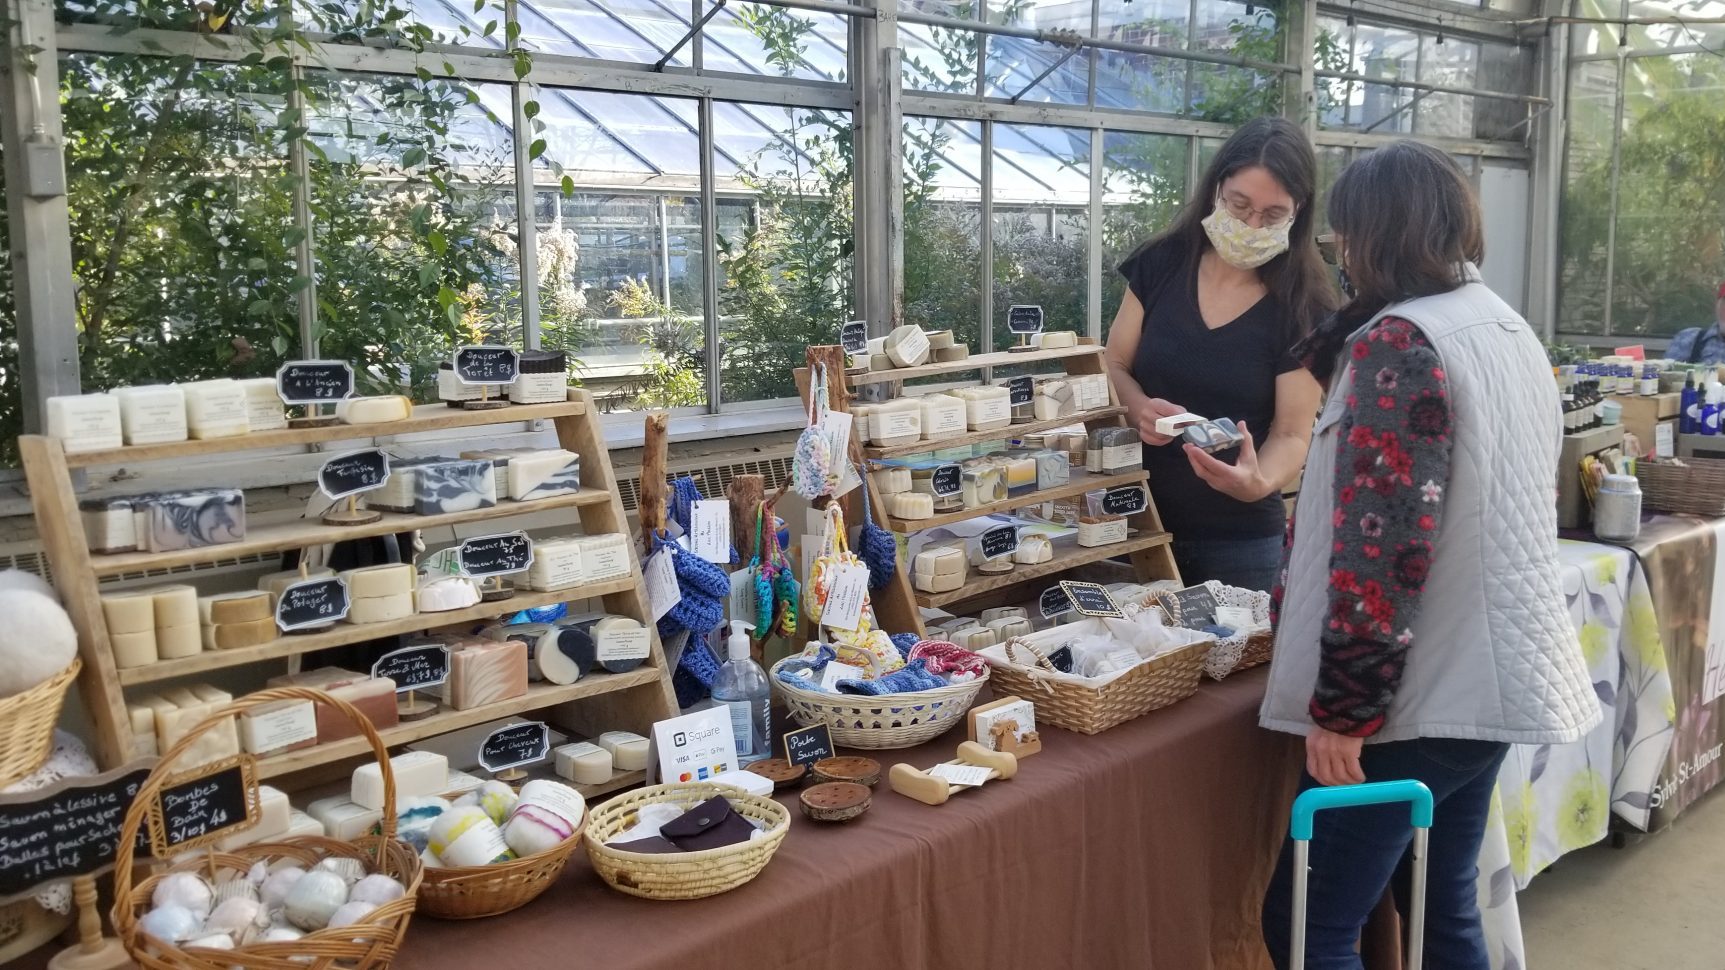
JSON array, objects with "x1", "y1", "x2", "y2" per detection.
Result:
[{"x1": 679, "y1": 772, "x2": 692, "y2": 782}]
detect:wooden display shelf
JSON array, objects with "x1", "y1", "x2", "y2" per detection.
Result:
[
  {"x1": 88, "y1": 489, "x2": 612, "y2": 577},
  {"x1": 880, "y1": 468, "x2": 1148, "y2": 532},
  {"x1": 255, "y1": 668, "x2": 663, "y2": 779},
  {"x1": 862, "y1": 406, "x2": 1126, "y2": 459},
  {"x1": 913, "y1": 531, "x2": 1173, "y2": 609},
  {"x1": 116, "y1": 575, "x2": 639, "y2": 686},
  {"x1": 61, "y1": 399, "x2": 587, "y2": 468},
  {"x1": 848, "y1": 343, "x2": 1103, "y2": 386},
  {"x1": 573, "y1": 768, "x2": 647, "y2": 801}
]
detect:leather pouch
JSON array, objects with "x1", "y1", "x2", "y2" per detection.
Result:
[
  {"x1": 609, "y1": 835, "x2": 683, "y2": 855},
  {"x1": 661, "y1": 796, "x2": 756, "y2": 851}
]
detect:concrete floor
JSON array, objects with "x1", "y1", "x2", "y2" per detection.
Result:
[{"x1": 1518, "y1": 787, "x2": 1725, "y2": 969}]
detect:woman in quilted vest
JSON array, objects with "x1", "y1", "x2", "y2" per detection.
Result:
[{"x1": 1258, "y1": 142, "x2": 1600, "y2": 970}]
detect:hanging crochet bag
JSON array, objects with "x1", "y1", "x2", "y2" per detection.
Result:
[
  {"x1": 853, "y1": 463, "x2": 900, "y2": 590},
  {"x1": 791, "y1": 364, "x2": 840, "y2": 501},
  {"x1": 754, "y1": 500, "x2": 799, "y2": 640}
]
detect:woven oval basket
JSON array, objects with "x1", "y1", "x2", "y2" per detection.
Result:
[
  {"x1": 584, "y1": 783, "x2": 790, "y2": 900},
  {"x1": 770, "y1": 659, "x2": 988, "y2": 749},
  {"x1": 0, "y1": 659, "x2": 79, "y2": 789},
  {"x1": 417, "y1": 795, "x2": 587, "y2": 920},
  {"x1": 986, "y1": 630, "x2": 1209, "y2": 735}
]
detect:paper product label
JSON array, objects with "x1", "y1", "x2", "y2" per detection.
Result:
[
  {"x1": 875, "y1": 410, "x2": 920, "y2": 441},
  {"x1": 929, "y1": 763, "x2": 992, "y2": 787},
  {"x1": 1079, "y1": 517, "x2": 1129, "y2": 547},
  {"x1": 818, "y1": 661, "x2": 865, "y2": 691},
  {"x1": 1657, "y1": 422, "x2": 1675, "y2": 459},
  {"x1": 530, "y1": 547, "x2": 584, "y2": 590},
  {"x1": 1102, "y1": 442, "x2": 1142, "y2": 471},
  {"x1": 820, "y1": 563, "x2": 869, "y2": 632},
  {"x1": 892, "y1": 328, "x2": 929, "y2": 365},
  {"x1": 241, "y1": 702, "x2": 317, "y2": 754},
  {"x1": 583, "y1": 542, "x2": 631, "y2": 580},
  {"x1": 596, "y1": 626, "x2": 651, "y2": 662},
  {"x1": 516, "y1": 781, "x2": 585, "y2": 826},
  {"x1": 974, "y1": 700, "x2": 1037, "y2": 751},
  {"x1": 644, "y1": 549, "x2": 680, "y2": 623},
  {"x1": 441, "y1": 818, "x2": 512, "y2": 866},
  {"x1": 970, "y1": 397, "x2": 1010, "y2": 427},
  {"x1": 728, "y1": 567, "x2": 756, "y2": 624},
  {"x1": 691, "y1": 500, "x2": 732, "y2": 563},
  {"x1": 925, "y1": 404, "x2": 966, "y2": 438},
  {"x1": 1216, "y1": 605, "x2": 1257, "y2": 631}
]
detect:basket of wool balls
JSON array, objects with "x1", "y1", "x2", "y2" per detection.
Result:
[
  {"x1": 410, "y1": 778, "x2": 588, "y2": 919},
  {"x1": 0, "y1": 571, "x2": 82, "y2": 788}
]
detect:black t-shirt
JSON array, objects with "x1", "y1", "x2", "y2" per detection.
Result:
[{"x1": 1118, "y1": 237, "x2": 1301, "y2": 540}]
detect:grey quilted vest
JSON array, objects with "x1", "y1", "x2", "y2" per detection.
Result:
[{"x1": 1261, "y1": 267, "x2": 1602, "y2": 744}]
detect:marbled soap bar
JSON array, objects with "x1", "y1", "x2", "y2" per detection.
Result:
[
  {"x1": 412, "y1": 459, "x2": 497, "y2": 515},
  {"x1": 508, "y1": 449, "x2": 582, "y2": 501},
  {"x1": 142, "y1": 489, "x2": 246, "y2": 552},
  {"x1": 367, "y1": 456, "x2": 438, "y2": 513},
  {"x1": 446, "y1": 638, "x2": 528, "y2": 711}
]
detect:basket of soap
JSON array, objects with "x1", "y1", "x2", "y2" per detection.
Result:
[
  {"x1": 111, "y1": 687, "x2": 423, "y2": 970},
  {"x1": 0, "y1": 659, "x2": 80, "y2": 789},
  {"x1": 979, "y1": 609, "x2": 1211, "y2": 735},
  {"x1": 407, "y1": 778, "x2": 588, "y2": 920},
  {"x1": 1152, "y1": 580, "x2": 1274, "y2": 680},
  {"x1": 585, "y1": 782, "x2": 790, "y2": 900},
  {"x1": 769, "y1": 637, "x2": 990, "y2": 749}
]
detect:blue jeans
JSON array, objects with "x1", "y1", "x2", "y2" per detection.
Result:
[
  {"x1": 1173, "y1": 535, "x2": 1284, "y2": 592},
  {"x1": 1262, "y1": 737, "x2": 1510, "y2": 970}
]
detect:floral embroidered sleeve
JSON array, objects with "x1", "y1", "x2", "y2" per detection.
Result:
[{"x1": 1309, "y1": 317, "x2": 1454, "y2": 738}]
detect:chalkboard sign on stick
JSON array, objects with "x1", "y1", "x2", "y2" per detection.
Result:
[
  {"x1": 1039, "y1": 585, "x2": 1074, "y2": 620},
  {"x1": 147, "y1": 755, "x2": 258, "y2": 857},
  {"x1": 1007, "y1": 305, "x2": 1045, "y2": 334},
  {"x1": 276, "y1": 577, "x2": 350, "y2": 632},
  {"x1": 1159, "y1": 585, "x2": 1218, "y2": 627},
  {"x1": 1101, "y1": 484, "x2": 1148, "y2": 517},
  {"x1": 0, "y1": 761, "x2": 154, "y2": 905},
  {"x1": 454, "y1": 345, "x2": 520, "y2": 386},
  {"x1": 1058, "y1": 581, "x2": 1122, "y2": 619},
  {"x1": 931, "y1": 464, "x2": 961, "y2": 497},
  {"x1": 1005, "y1": 376, "x2": 1035, "y2": 407},
  {"x1": 979, "y1": 525, "x2": 1019, "y2": 561},
  {"x1": 841, "y1": 320, "x2": 868, "y2": 355},
  {"x1": 318, "y1": 448, "x2": 391, "y2": 501},
  {"x1": 459, "y1": 532, "x2": 535, "y2": 578},
  {"x1": 782, "y1": 724, "x2": 835, "y2": 769},
  {"x1": 479, "y1": 722, "x2": 551, "y2": 774},
  {"x1": 276, "y1": 361, "x2": 355, "y2": 405},
  {"x1": 372, "y1": 644, "x2": 451, "y2": 692}
]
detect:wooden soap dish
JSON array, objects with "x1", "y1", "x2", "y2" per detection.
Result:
[
  {"x1": 889, "y1": 741, "x2": 1017, "y2": 807},
  {"x1": 745, "y1": 758, "x2": 808, "y2": 792},
  {"x1": 800, "y1": 782, "x2": 871, "y2": 823},
  {"x1": 812, "y1": 756, "x2": 880, "y2": 788}
]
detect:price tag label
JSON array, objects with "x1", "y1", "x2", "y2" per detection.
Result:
[
  {"x1": 459, "y1": 531, "x2": 534, "y2": 578},
  {"x1": 478, "y1": 722, "x2": 551, "y2": 773},
  {"x1": 1160, "y1": 584, "x2": 1218, "y2": 627},
  {"x1": 728, "y1": 567, "x2": 757, "y2": 624},
  {"x1": 820, "y1": 563, "x2": 869, "y2": 632},
  {"x1": 372, "y1": 644, "x2": 451, "y2": 692},
  {"x1": 1060, "y1": 580, "x2": 1123, "y2": 618},
  {"x1": 1007, "y1": 305, "x2": 1045, "y2": 334},
  {"x1": 929, "y1": 763, "x2": 993, "y2": 787},
  {"x1": 1101, "y1": 484, "x2": 1148, "y2": 516},
  {"x1": 1657, "y1": 422, "x2": 1675, "y2": 459},
  {"x1": 1040, "y1": 585, "x2": 1074, "y2": 620},
  {"x1": 276, "y1": 578, "x2": 350, "y2": 632},
  {"x1": 644, "y1": 548, "x2": 680, "y2": 623},
  {"x1": 841, "y1": 320, "x2": 869, "y2": 355},
  {"x1": 979, "y1": 525, "x2": 1019, "y2": 561},
  {"x1": 691, "y1": 500, "x2": 732, "y2": 563},
  {"x1": 818, "y1": 660, "x2": 865, "y2": 692},
  {"x1": 931, "y1": 463, "x2": 962, "y2": 497},
  {"x1": 0, "y1": 762, "x2": 154, "y2": 904},
  {"x1": 148, "y1": 756, "x2": 258, "y2": 856},
  {"x1": 454, "y1": 345, "x2": 520, "y2": 386},
  {"x1": 782, "y1": 723, "x2": 835, "y2": 768},
  {"x1": 276, "y1": 360, "x2": 355, "y2": 405},
  {"x1": 1005, "y1": 376, "x2": 1035, "y2": 407},
  {"x1": 318, "y1": 448, "x2": 390, "y2": 501}
]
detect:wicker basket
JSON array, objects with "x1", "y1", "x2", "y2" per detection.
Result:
[
  {"x1": 1152, "y1": 581, "x2": 1275, "y2": 680},
  {"x1": 584, "y1": 783, "x2": 790, "y2": 900},
  {"x1": 112, "y1": 687, "x2": 423, "y2": 970},
  {"x1": 1637, "y1": 457, "x2": 1725, "y2": 517},
  {"x1": 985, "y1": 629, "x2": 1210, "y2": 735},
  {"x1": 0, "y1": 659, "x2": 80, "y2": 789},
  {"x1": 417, "y1": 793, "x2": 587, "y2": 919},
  {"x1": 770, "y1": 659, "x2": 988, "y2": 749}
]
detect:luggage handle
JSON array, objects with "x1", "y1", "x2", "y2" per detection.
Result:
[{"x1": 1289, "y1": 781, "x2": 1436, "y2": 970}]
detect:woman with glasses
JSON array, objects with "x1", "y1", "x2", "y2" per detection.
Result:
[{"x1": 1105, "y1": 117, "x2": 1335, "y2": 591}]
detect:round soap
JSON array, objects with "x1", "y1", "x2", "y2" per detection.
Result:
[
  {"x1": 427, "y1": 806, "x2": 514, "y2": 867},
  {"x1": 591, "y1": 616, "x2": 649, "y2": 674},
  {"x1": 476, "y1": 781, "x2": 519, "y2": 826},
  {"x1": 811, "y1": 756, "x2": 882, "y2": 788},
  {"x1": 744, "y1": 758, "x2": 808, "y2": 791},
  {"x1": 800, "y1": 782, "x2": 871, "y2": 823},
  {"x1": 282, "y1": 870, "x2": 349, "y2": 931},
  {"x1": 151, "y1": 872, "x2": 213, "y2": 920},
  {"x1": 536, "y1": 627, "x2": 594, "y2": 685},
  {"x1": 503, "y1": 780, "x2": 585, "y2": 858}
]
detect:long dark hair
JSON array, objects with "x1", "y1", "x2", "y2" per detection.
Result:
[
  {"x1": 1134, "y1": 117, "x2": 1335, "y2": 345},
  {"x1": 1300, "y1": 141, "x2": 1484, "y2": 384}
]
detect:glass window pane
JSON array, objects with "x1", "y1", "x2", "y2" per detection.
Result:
[
  {"x1": 717, "y1": 105, "x2": 855, "y2": 404},
  {"x1": 1097, "y1": 0, "x2": 1189, "y2": 49},
  {"x1": 1475, "y1": 40, "x2": 1535, "y2": 142},
  {"x1": 1315, "y1": 16, "x2": 1353, "y2": 128},
  {"x1": 1558, "y1": 60, "x2": 1617, "y2": 334},
  {"x1": 905, "y1": 118, "x2": 983, "y2": 349},
  {"x1": 985, "y1": 36, "x2": 1089, "y2": 105},
  {"x1": 1096, "y1": 51, "x2": 1188, "y2": 113},
  {"x1": 1570, "y1": 0, "x2": 1625, "y2": 55},
  {"x1": 901, "y1": 23, "x2": 982, "y2": 94},
  {"x1": 1102, "y1": 132, "x2": 1189, "y2": 341},
  {"x1": 711, "y1": 4, "x2": 849, "y2": 82},
  {"x1": 992, "y1": 124, "x2": 1090, "y2": 352},
  {"x1": 1416, "y1": 36, "x2": 1478, "y2": 138},
  {"x1": 1627, "y1": 0, "x2": 1725, "y2": 51},
  {"x1": 1352, "y1": 24, "x2": 1417, "y2": 131},
  {"x1": 521, "y1": 0, "x2": 690, "y2": 65}
]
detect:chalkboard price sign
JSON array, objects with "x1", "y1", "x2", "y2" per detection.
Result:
[
  {"x1": 276, "y1": 577, "x2": 351, "y2": 632},
  {"x1": 318, "y1": 448, "x2": 391, "y2": 501},
  {"x1": 931, "y1": 463, "x2": 961, "y2": 497},
  {"x1": 1058, "y1": 580, "x2": 1123, "y2": 619},
  {"x1": 1101, "y1": 484, "x2": 1148, "y2": 517},
  {"x1": 148, "y1": 757, "x2": 258, "y2": 856},
  {"x1": 841, "y1": 320, "x2": 868, "y2": 355},
  {"x1": 372, "y1": 644, "x2": 451, "y2": 692},
  {"x1": 0, "y1": 762, "x2": 154, "y2": 905},
  {"x1": 1039, "y1": 585, "x2": 1074, "y2": 620},
  {"x1": 1007, "y1": 305, "x2": 1045, "y2": 334},
  {"x1": 1159, "y1": 584, "x2": 1218, "y2": 627},
  {"x1": 459, "y1": 532, "x2": 535, "y2": 578},
  {"x1": 1005, "y1": 376, "x2": 1035, "y2": 407},
  {"x1": 454, "y1": 345, "x2": 520, "y2": 386},
  {"x1": 978, "y1": 525, "x2": 1019, "y2": 561},
  {"x1": 782, "y1": 723, "x2": 835, "y2": 769},
  {"x1": 275, "y1": 360, "x2": 355, "y2": 405},
  {"x1": 479, "y1": 722, "x2": 551, "y2": 773}
]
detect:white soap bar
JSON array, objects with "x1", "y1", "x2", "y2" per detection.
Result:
[
  {"x1": 925, "y1": 330, "x2": 955, "y2": 351},
  {"x1": 259, "y1": 567, "x2": 336, "y2": 598},
  {"x1": 914, "y1": 570, "x2": 964, "y2": 594},
  {"x1": 715, "y1": 768, "x2": 775, "y2": 798},
  {"x1": 113, "y1": 385, "x2": 189, "y2": 445},
  {"x1": 1079, "y1": 516, "x2": 1129, "y2": 547},
  {"x1": 868, "y1": 399, "x2": 922, "y2": 446},
  {"x1": 152, "y1": 687, "x2": 239, "y2": 768},
  {"x1": 443, "y1": 770, "x2": 485, "y2": 796},
  {"x1": 180, "y1": 380, "x2": 251, "y2": 439},
  {"x1": 522, "y1": 537, "x2": 584, "y2": 591},
  {"x1": 884, "y1": 325, "x2": 930, "y2": 367},
  {"x1": 220, "y1": 786, "x2": 290, "y2": 850},
  {"x1": 1034, "y1": 380, "x2": 1077, "y2": 421},
  {"x1": 554, "y1": 742, "x2": 614, "y2": 786},
  {"x1": 438, "y1": 365, "x2": 483, "y2": 403},
  {"x1": 110, "y1": 630, "x2": 159, "y2": 669},
  {"x1": 285, "y1": 811, "x2": 325, "y2": 839},
  {"x1": 202, "y1": 617, "x2": 277, "y2": 650},
  {"x1": 920, "y1": 394, "x2": 967, "y2": 441},
  {"x1": 46, "y1": 394, "x2": 123, "y2": 453},
  {"x1": 101, "y1": 590, "x2": 157, "y2": 635},
  {"x1": 417, "y1": 575, "x2": 481, "y2": 613},
  {"x1": 508, "y1": 449, "x2": 582, "y2": 501},
  {"x1": 888, "y1": 492, "x2": 934, "y2": 520},
  {"x1": 156, "y1": 624, "x2": 201, "y2": 660},
  {"x1": 237, "y1": 377, "x2": 288, "y2": 432},
  {"x1": 1154, "y1": 413, "x2": 1207, "y2": 436},
  {"x1": 345, "y1": 592, "x2": 416, "y2": 625},
  {"x1": 873, "y1": 466, "x2": 912, "y2": 494},
  {"x1": 1037, "y1": 330, "x2": 1078, "y2": 349},
  {"x1": 127, "y1": 703, "x2": 159, "y2": 759},
  {"x1": 342, "y1": 564, "x2": 416, "y2": 599},
  {"x1": 239, "y1": 699, "x2": 317, "y2": 755},
  {"x1": 151, "y1": 585, "x2": 200, "y2": 629},
  {"x1": 954, "y1": 386, "x2": 1012, "y2": 431},
  {"x1": 913, "y1": 546, "x2": 967, "y2": 578},
  {"x1": 352, "y1": 750, "x2": 450, "y2": 810},
  {"x1": 199, "y1": 590, "x2": 273, "y2": 625},
  {"x1": 576, "y1": 534, "x2": 632, "y2": 582},
  {"x1": 597, "y1": 731, "x2": 650, "y2": 772},
  {"x1": 336, "y1": 395, "x2": 412, "y2": 425},
  {"x1": 305, "y1": 796, "x2": 384, "y2": 841}
]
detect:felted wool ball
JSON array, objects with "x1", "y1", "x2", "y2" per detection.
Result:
[
  {"x1": 0, "y1": 590, "x2": 77, "y2": 697},
  {"x1": 503, "y1": 780, "x2": 585, "y2": 858},
  {"x1": 348, "y1": 874, "x2": 406, "y2": 907},
  {"x1": 476, "y1": 781, "x2": 518, "y2": 826},
  {"x1": 282, "y1": 870, "x2": 349, "y2": 930},
  {"x1": 326, "y1": 900, "x2": 378, "y2": 929},
  {"x1": 0, "y1": 569, "x2": 57, "y2": 602},
  {"x1": 393, "y1": 796, "x2": 449, "y2": 853},
  {"x1": 151, "y1": 873, "x2": 213, "y2": 920},
  {"x1": 259, "y1": 866, "x2": 305, "y2": 910},
  {"x1": 139, "y1": 904, "x2": 202, "y2": 942},
  {"x1": 427, "y1": 806, "x2": 513, "y2": 866}
]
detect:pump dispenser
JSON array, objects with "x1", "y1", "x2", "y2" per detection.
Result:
[{"x1": 711, "y1": 621, "x2": 771, "y2": 764}]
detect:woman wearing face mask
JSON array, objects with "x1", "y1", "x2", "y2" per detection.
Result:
[{"x1": 1105, "y1": 118, "x2": 1335, "y2": 592}]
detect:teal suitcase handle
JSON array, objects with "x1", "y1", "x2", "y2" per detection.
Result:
[{"x1": 1290, "y1": 781, "x2": 1434, "y2": 840}]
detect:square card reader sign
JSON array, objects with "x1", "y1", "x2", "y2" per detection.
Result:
[{"x1": 652, "y1": 708, "x2": 737, "y2": 785}]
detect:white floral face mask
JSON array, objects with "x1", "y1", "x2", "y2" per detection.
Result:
[{"x1": 1201, "y1": 198, "x2": 1293, "y2": 270}]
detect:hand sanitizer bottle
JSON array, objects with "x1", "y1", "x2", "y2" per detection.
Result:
[{"x1": 711, "y1": 621, "x2": 771, "y2": 765}]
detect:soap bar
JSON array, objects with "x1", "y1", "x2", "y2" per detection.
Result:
[
  {"x1": 413, "y1": 459, "x2": 497, "y2": 515},
  {"x1": 219, "y1": 786, "x2": 290, "y2": 850},
  {"x1": 980, "y1": 606, "x2": 1027, "y2": 624},
  {"x1": 869, "y1": 354, "x2": 894, "y2": 371},
  {"x1": 366, "y1": 457, "x2": 435, "y2": 513},
  {"x1": 952, "y1": 386, "x2": 1012, "y2": 432},
  {"x1": 305, "y1": 797, "x2": 384, "y2": 842},
  {"x1": 101, "y1": 590, "x2": 158, "y2": 635},
  {"x1": 952, "y1": 626, "x2": 998, "y2": 650},
  {"x1": 342, "y1": 564, "x2": 415, "y2": 599},
  {"x1": 914, "y1": 570, "x2": 965, "y2": 594},
  {"x1": 589, "y1": 615, "x2": 651, "y2": 673},
  {"x1": 461, "y1": 449, "x2": 534, "y2": 497},
  {"x1": 1071, "y1": 374, "x2": 1110, "y2": 410},
  {"x1": 150, "y1": 686, "x2": 239, "y2": 768},
  {"x1": 961, "y1": 463, "x2": 1005, "y2": 508},
  {"x1": 285, "y1": 811, "x2": 325, "y2": 839},
  {"x1": 873, "y1": 466, "x2": 912, "y2": 495},
  {"x1": 236, "y1": 378, "x2": 289, "y2": 432},
  {"x1": 110, "y1": 630, "x2": 159, "y2": 669},
  {"x1": 508, "y1": 449, "x2": 582, "y2": 500},
  {"x1": 1003, "y1": 455, "x2": 1036, "y2": 496},
  {"x1": 181, "y1": 380, "x2": 251, "y2": 439},
  {"x1": 1033, "y1": 449, "x2": 1070, "y2": 489},
  {"x1": 850, "y1": 405, "x2": 873, "y2": 446},
  {"x1": 155, "y1": 623, "x2": 200, "y2": 660},
  {"x1": 198, "y1": 590, "x2": 273, "y2": 625},
  {"x1": 554, "y1": 742, "x2": 614, "y2": 786},
  {"x1": 267, "y1": 666, "x2": 365, "y2": 691},
  {"x1": 1034, "y1": 380, "x2": 1077, "y2": 421},
  {"x1": 1093, "y1": 427, "x2": 1142, "y2": 474},
  {"x1": 576, "y1": 534, "x2": 632, "y2": 582},
  {"x1": 919, "y1": 394, "x2": 967, "y2": 442},
  {"x1": 925, "y1": 330, "x2": 955, "y2": 350},
  {"x1": 887, "y1": 492, "x2": 934, "y2": 520},
  {"x1": 509, "y1": 350, "x2": 570, "y2": 404},
  {"x1": 521, "y1": 537, "x2": 583, "y2": 592},
  {"x1": 437, "y1": 363, "x2": 484, "y2": 404},
  {"x1": 258, "y1": 567, "x2": 336, "y2": 599},
  {"x1": 1079, "y1": 516, "x2": 1129, "y2": 547},
  {"x1": 597, "y1": 732, "x2": 650, "y2": 772},
  {"x1": 884, "y1": 326, "x2": 931, "y2": 368},
  {"x1": 536, "y1": 626, "x2": 593, "y2": 685},
  {"x1": 113, "y1": 385, "x2": 189, "y2": 445},
  {"x1": 151, "y1": 585, "x2": 200, "y2": 629},
  {"x1": 353, "y1": 751, "x2": 449, "y2": 810},
  {"x1": 446, "y1": 639, "x2": 529, "y2": 711},
  {"x1": 46, "y1": 394, "x2": 124, "y2": 453},
  {"x1": 345, "y1": 593, "x2": 416, "y2": 625},
  {"x1": 143, "y1": 489, "x2": 246, "y2": 551},
  {"x1": 1153, "y1": 412, "x2": 1207, "y2": 437},
  {"x1": 986, "y1": 616, "x2": 1034, "y2": 640},
  {"x1": 202, "y1": 617, "x2": 277, "y2": 650},
  {"x1": 1015, "y1": 533, "x2": 1054, "y2": 564},
  {"x1": 239, "y1": 699, "x2": 317, "y2": 756},
  {"x1": 867, "y1": 399, "x2": 922, "y2": 447},
  {"x1": 336, "y1": 395, "x2": 413, "y2": 425},
  {"x1": 316, "y1": 678, "x2": 400, "y2": 743},
  {"x1": 417, "y1": 575, "x2": 481, "y2": 613},
  {"x1": 82, "y1": 498, "x2": 137, "y2": 554},
  {"x1": 914, "y1": 545, "x2": 967, "y2": 578},
  {"x1": 934, "y1": 344, "x2": 970, "y2": 363},
  {"x1": 1037, "y1": 329, "x2": 1078, "y2": 350},
  {"x1": 127, "y1": 704, "x2": 159, "y2": 759}
]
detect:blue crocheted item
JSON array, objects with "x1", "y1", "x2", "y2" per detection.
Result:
[
  {"x1": 890, "y1": 632, "x2": 920, "y2": 659},
  {"x1": 650, "y1": 530, "x2": 729, "y2": 662},
  {"x1": 836, "y1": 659, "x2": 946, "y2": 696},
  {"x1": 669, "y1": 476, "x2": 736, "y2": 564},
  {"x1": 1200, "y1": 623, "x2": 1237, "y2": 639},
  {"x1": 855, "y1": 465, "x2": 900, "y2": 590},
  {"x1": 773, "y1": 645, "x2": 837, "y2": 692},
  {"x1": 673, "y1": 664, "x2": 709, "y2": 709}
]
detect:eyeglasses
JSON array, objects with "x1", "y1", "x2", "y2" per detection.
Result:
[{"x1": 1219, "y1": 192, "x2": 1294, "y2": 229}]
